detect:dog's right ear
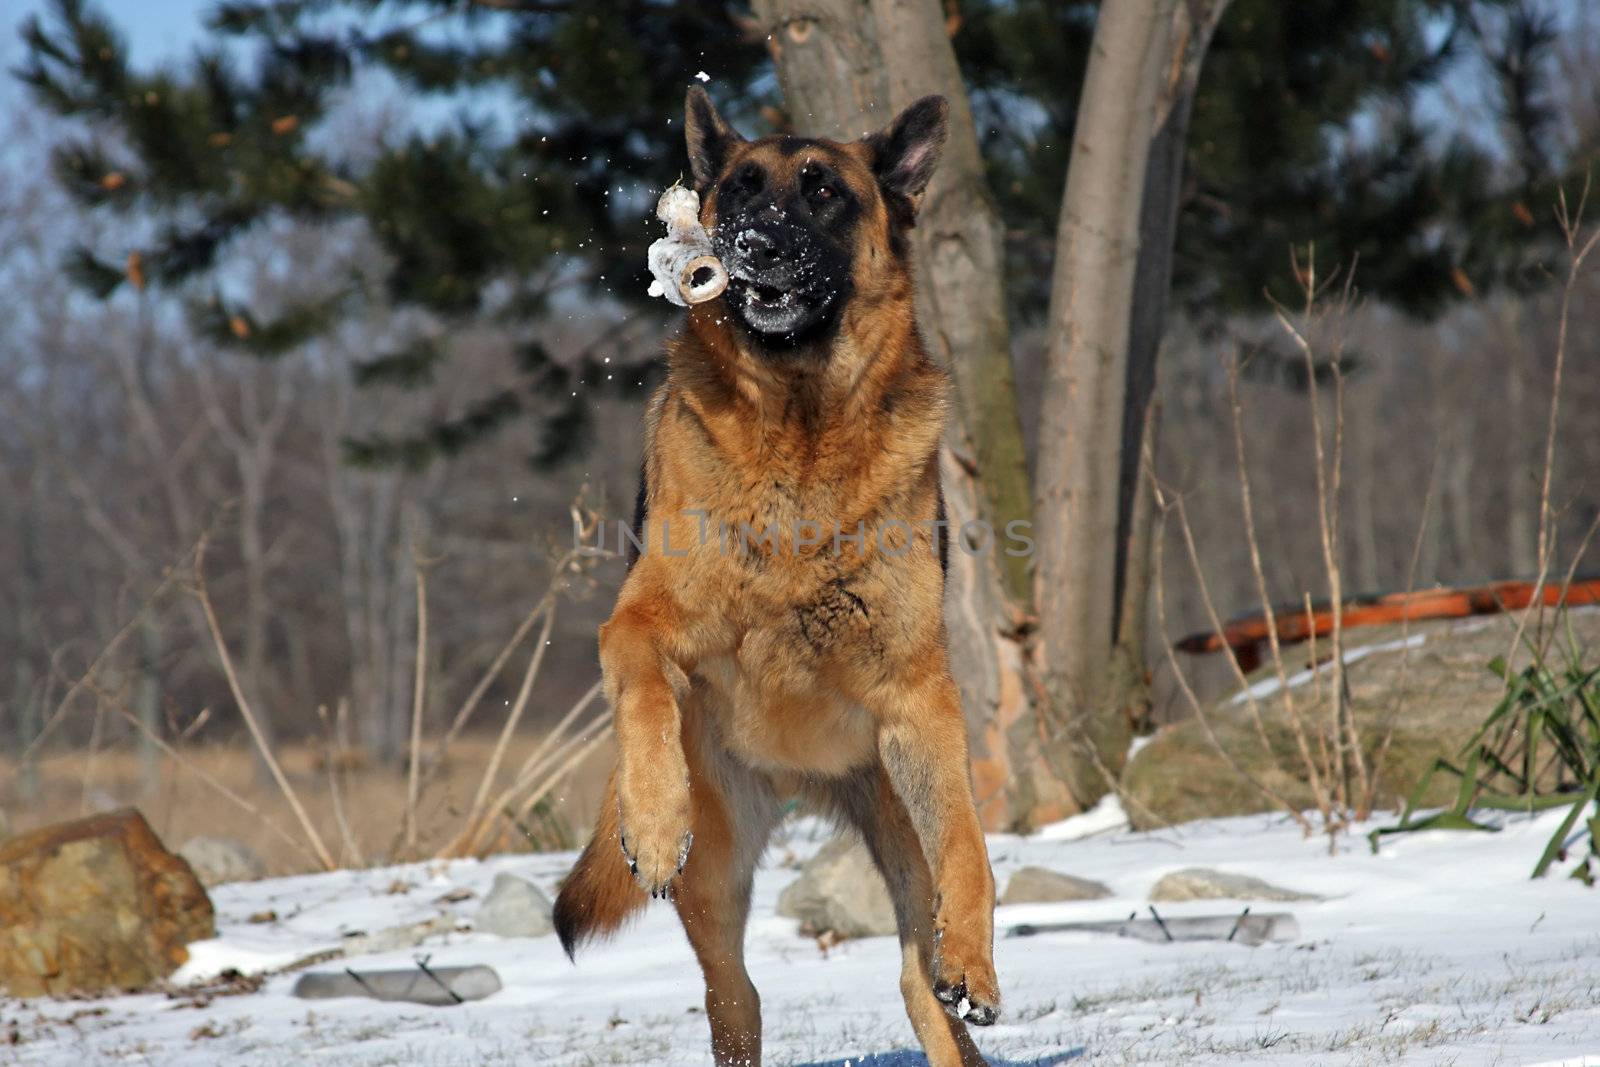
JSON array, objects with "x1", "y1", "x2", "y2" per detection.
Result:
[
  {"x1": 863, "y1": 95, "x2": 948, "y2": 217},
  {"x1": 685, "y1": 85, "x2": 744, "y2": 193}
]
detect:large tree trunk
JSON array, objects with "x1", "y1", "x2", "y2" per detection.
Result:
[
  {"x1": 869, "y1": 0, "x2": 1035, "y2": 606},
  {"x1": 753, "y1": 0, "x2": 1071, "y2": 828},
  {"x1": 1034, "y1": 0, "x2": 1226, "y2": 807},
  {"x1": 1110, "y1": 0, "x2": 1231, "y2": 738}
]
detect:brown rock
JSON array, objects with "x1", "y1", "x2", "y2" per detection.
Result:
[{"x1": 0, "y1": 809, "x2": 215, "y2": 997}]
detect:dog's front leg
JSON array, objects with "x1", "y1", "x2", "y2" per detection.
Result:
[
  {"x1": 877, "y1": 669, "x2": 999, "y2": 1025},
  {"x1": 600, "y1": 599, "x2": 694, "y2": 897}
]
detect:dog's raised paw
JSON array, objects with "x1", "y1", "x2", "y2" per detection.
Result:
[
  {"x1": 619, "y1": 823, "x2": 693, "y2": 897},
  {"x1": 932, "y1": 963, "x2": 1000, "y2": 1026},
  {"x1": 932, "y1": 979, "x2": 1000, "y2": 1026}
]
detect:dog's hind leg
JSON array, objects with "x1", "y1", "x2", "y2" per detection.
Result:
[
  {"x1": 827, "y1": 768, "x2": 989, "y2": 1067},
  {"x1": 674, "y1": 703, "x2": 782, "y2": 1067}
]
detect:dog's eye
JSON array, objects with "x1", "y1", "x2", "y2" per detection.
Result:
[
  {"x1": 806, "y1": 179, "x2": 837, "y2": 204},
  {"x1": 800, "y1": 165, "x2": 839, "y2": 206}
]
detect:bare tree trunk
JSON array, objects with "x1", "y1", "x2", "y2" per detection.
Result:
[
  {"x1": 1436, "y1": 340, "x2": 1480, "y2": 580},
  {"x1": 329, "y1": 437, "x2": 401, "y2": 763},
  {"x1": 755, "y1": 0, "x2": 884, "y2": 140},
  {"x1": 1110, "y1": 0, "x2": 1229, "y2": 736},
  {"x1": 1035, "y1": 0, "x2": 1225, "y2": 807},
  {"x1": 754, "y1": 0, "x2": 1070, "y2": 827},
  {"x1": 869, "y1": 0, "x2": 1035, "y2": 604},
  {"x1": 1109, "y1": 401, "x2": 1160, "y2": 733},
  {"x1": 239, "y1": 454, "x2": 275, "y2": 757},
  {"x1": 1351, "y1": 395, "x2": 1382, "y2": 592},
  {"x1": 1499, "y1": 301, "x2": 1537, "y2": 577},
  {"x1": 12, "y1": 484, "x2": 43, "y2": 802},
  {"x1": 10, "y1": 662, "x2": 41, "y2": 802},
  {"x1": 198, "y1": 357, "x2": 295, "y2": 776},
  {"x1": 318, "y1": 359, "x2": 422, "y2": 768},
  {"x1": 137, "y1": 618, "x2": 162, "y2": 796}
]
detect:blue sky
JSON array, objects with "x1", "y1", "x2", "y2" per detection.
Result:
[
  {"x1": 5, "y1": 0, "x2": 1589, "y2": 168},
  {"x1": 7, "y1": 0, "x2": 214, "y2": 71},
  {"x1": 3, "y1": 0, "x2": 528, "y2": 141},
  {"x1": 11, "y1": 0, "x2": 1592, "y2": 75}
]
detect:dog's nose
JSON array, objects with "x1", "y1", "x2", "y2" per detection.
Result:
[{"x1": 737, "y1": 229, "x2": 782, "y2": 267}]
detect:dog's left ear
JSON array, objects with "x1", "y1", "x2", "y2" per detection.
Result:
[
  {"x1": 863, "y1": 95, "x2": 949, "y2": 215},
  {"x1": 685, "y1": 85, "x2": 745, "y2": 193}
]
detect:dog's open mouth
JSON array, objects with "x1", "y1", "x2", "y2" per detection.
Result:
[
  {"x1": 748, "y1": 281, "x2": 788, "y2": 304},
  {"x1": 727, "y1": 275, "x2": 816, "y2": 335},
  {"x1": 731, "y1": 276, "x2": 798, "y2": 308}
]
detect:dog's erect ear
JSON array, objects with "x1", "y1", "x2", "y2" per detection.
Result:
[
  {"x1": 685, "y1": 85, "x2": 745, "y2": 193},
  {"x1": 863, "y1": 95, "x2": 949, "y2": 214}
]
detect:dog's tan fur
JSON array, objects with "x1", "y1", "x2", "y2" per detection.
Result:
[{"x1": 554, "y1": 88, "x2": 997, "y2": 1067}]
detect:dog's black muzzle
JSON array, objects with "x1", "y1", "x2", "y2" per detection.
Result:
[{"x1": 714, "y1": 210, "x2": 849, "y2": 343}]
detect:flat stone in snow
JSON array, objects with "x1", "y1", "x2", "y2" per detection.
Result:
[
  {"x1": 1001, "y1": 865, "x2": 1112, "y2": 905},
  {"x1": 179, "y1": 836, "x2": 267, "y2": 887},
  {"x1": 293, "y1": 964, "x2": 502, "y2": 1005},
  {"x1": 474, "y1": 872, "x2": 555, "y2": 938},
  {"x1": 776, "y1": 835, "x2": 898, "y2": 939},
  {"x1": 1149, "y1": 867, "x2": 1323, "y2": 903}
]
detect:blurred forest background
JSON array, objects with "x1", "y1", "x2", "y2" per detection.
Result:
[{"x1": 1, "y1": 0, "x2": 1597, "y2": 868}]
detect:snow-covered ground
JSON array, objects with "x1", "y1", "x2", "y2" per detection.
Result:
[{"x1": 5, "y1": 804, "x2": 1600, "y2": 1066}]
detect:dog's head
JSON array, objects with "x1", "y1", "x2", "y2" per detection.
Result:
[{"x1": 683, "y1": 86, "x2": 948, "y2": 350}]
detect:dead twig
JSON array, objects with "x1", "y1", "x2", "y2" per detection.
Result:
[
  {"x1": 1365, "y1": 466, "x2": 1439, "y2": 815},
  {"x1": 78, "y1": 696, "x2": 108, "y2": 815},
  {"x1": 495, "y1": 720, "x2": 616, "y2": 857},
  {"x1": 1271, "y1": 250, "x2": 1366, "y2": 830},
  {"x1": 85, "y1": 679, "x2": 320, "y2": 870},
  {"x1": 498, "y1": 680, "x2": 603, "y2": 803},
  {"x1": 196, "y1": 532, "x2": 336, "y2": 871},
  {"x1": 23, "y1": 554, "x2": 189, "y2": 764},
  {"x1": 1152, "y1": 484, "x2": 1315, "y2": 834},
  {"x1": 403, "y1": 552, "x2": 432, "y2": 854},
  {"x1": 459, "y1": 677, "x2": 612, "y2": 855},
  {"x1": 1504, "y1": 186, "x2": 1599, "y2": 673},
  {"x1": 317, "y1": 700, "x2": 365, "y2": 868},
  {"x1": 1223, "y1": 347, "x2": 1327, "y2": 813},
  {"x1": 445, "y1": 602, "x2": 559, "y2": 859},
  {"x1": 417, "y1": 505, "x2": 604, "y2": 801}
]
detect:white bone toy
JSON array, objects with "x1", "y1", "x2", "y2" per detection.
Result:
[{"x1": 646, "y1": 183, "x2": 729, "y2": 306}]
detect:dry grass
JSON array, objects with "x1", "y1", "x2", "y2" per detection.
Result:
[{"x1": 0, "y1": 735, "x2": 612, "y2": 876}]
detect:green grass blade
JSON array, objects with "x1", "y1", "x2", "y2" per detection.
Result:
[{"x1": 1533, "y1": 781, "x2": 1600, "y2": 879}]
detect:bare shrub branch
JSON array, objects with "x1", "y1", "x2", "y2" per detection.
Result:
[
  {"x1": 88, "y1": 678, "x2": 321, "y2": 871},
  {"x1": 196, "y1": 533, "x2": 337, "y2": 871},
  {"x1": 403, "y1": 553, "x2": 431, "y2": 853},
  {"x1": 317, "y1": 699, "x2": 365, "y2": 867},
  {"x1": 1151, "y1": 478, "x2": 1315, "y2": 834},
  {"x1": 1505, "y1": 186, "x2": 1600, "y2": 671}
]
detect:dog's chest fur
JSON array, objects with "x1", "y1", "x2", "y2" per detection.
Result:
[{"x1": 643, "y1": 362, "x2": 947, "y2": 775}]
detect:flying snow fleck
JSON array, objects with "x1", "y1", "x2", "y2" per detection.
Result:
[{"x1": 695, "y1": 71, "x2": 710, "y2": 82}]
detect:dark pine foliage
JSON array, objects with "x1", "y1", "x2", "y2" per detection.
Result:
[
  {"x1": 14, "y1": 0, "x2": 1588, "y2": 464},
  {"x1": 16, "y1": 0, "x2": 770, "y2": 467},
  {"x1": 956, "y1": 0, "x2": 1586, "y2": 334}
]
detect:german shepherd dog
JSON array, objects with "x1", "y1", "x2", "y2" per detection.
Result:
[{"x1": 553, "y1": 86, "x2": 998, "y2": 1067}]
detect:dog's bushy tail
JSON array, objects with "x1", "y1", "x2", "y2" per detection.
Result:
[{"x1": 554, "y1": 766, "x2": 646, "y2": 960}]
